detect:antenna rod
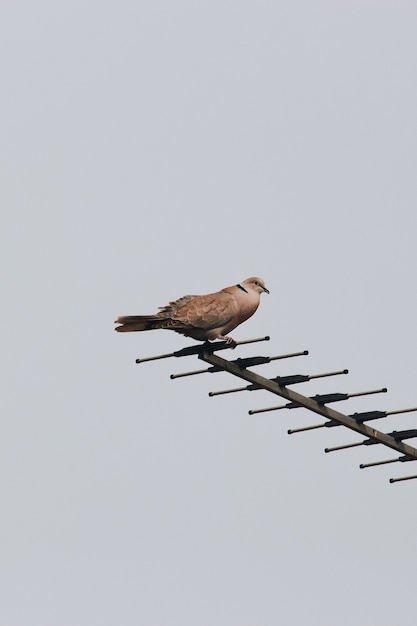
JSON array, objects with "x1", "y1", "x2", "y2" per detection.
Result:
[
  {"x1": 287, "y1": 420, "x2": 341, "y2": 435},
  {"x1": 209, "y1": 369, "x2": 348, "y2": 397},
  {"x1": 171, "y1": 350, "x2": 309, "y2": 380},
  {"x1": 288, "y1": 421, "x2": 338, "y2": 434},
  {"x1": 249, "y1": 388, "x2": 387, "y2": 415},
  {"x1": 360, "y1": 455, "x2": 413, "y2": 469},
  {"x1": 325, "y1": 429, "x2": 417, "y2": 453},
  {"x1": 288, "y1": 406, "x2": 417, "y2": 435},
  {"x1": 325, "y1": 441, "x2": 363, "y2": 453},
  {"x1": 136, "y1": 336, "x2": 270, "y2": 363},
  {"x1": 390, "y1": 474, "x2": 417, "y2": 483}
]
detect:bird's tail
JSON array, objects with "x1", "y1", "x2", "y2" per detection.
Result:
[{"x1": 114, "y1": 315, "x2": 162, "y2": 332}]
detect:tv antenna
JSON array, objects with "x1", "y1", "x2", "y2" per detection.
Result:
[{"x1": 135, "y1": 336, "x2": 417, "y2": 484}]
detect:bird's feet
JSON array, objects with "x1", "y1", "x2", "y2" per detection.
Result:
[{"x1": 219, "y1": 335, "x2": 237, "y2": 346}]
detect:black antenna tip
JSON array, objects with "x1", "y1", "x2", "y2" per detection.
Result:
[
  {"x1": 382, "y1": 387, "x2": 388, "y2": 393},
  {"x1": 343, "y1": 369, "x2": 349, "y2": 374}
]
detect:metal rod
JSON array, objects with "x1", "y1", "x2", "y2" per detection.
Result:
[
  {"x1": 360, "y1": 456, "x2": 411, "y2": 469},
  {"x1": 199, "y1": 351, "x2": 417, "y2": 461},
  {"x1": 390, "y1": 474, "x2": 417, "y2": 483},
  {"x1": 137, "y1": 351, "x2": 180, "y2": 364},
  {"x1": 325, "y1": 441, "x2": 363, "y2": 453},
  {"x1": 170, "y1": 368, "x2": 209, "y2": 379},
  {"x1": 288, "y1": 423, "x2": 329, "y2": 434},
  {"x1": 231, "y1": 336, "x2": 270, "y2": 346},
  {"x1": 326, "y1": 429, "x2": 417, "y2": 454},
  {"x1": 269, "y1": 349, "x2": 309, "y2": 360},
  {"x1": 249, "y1": 404, "x2": 289, "y2": 415},
  {"x1": 209, "y1": 385, "x2": 248, "y2": 396},
  {"x1": 136, "y1": 335, "x2": 270, "y2": 363},
  {"x1": 364, "y1": 429, "x2": 417, "y2": 445},
  {"x1": 249, "y1": 388, "x2": 387, "y2": 416},
  {"x1": 209, "y1": 368, "x2": 348, "y2": 398},
  {"x1": 171, "y1": 349, "x2": 309, "y2": 380},
  {"x1": 290, "y1": 405, "x2": 417, "y2": 435},
  {"x1": 386, "y1": 406, "x2": 417, "y2": 416},
  {"x1": 309, "y1": 369, "x2": 349, "y2": 380},
  {"x1": 288, "y1": 420, "x2": 339, "y2": 434},
  {"x1": 348, "y1": 388, "x2": 387, "y2": 399}
]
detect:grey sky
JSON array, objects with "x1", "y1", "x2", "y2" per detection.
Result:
[{"x1": 2, "y1": 1, "x2": 417, "y2": 625}]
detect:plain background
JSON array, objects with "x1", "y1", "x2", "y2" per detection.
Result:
[{"x1": 2, "y1": 1, "x2": 417, "y2": 625}]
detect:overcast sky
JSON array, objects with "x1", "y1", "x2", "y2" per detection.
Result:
[{"x1": 2, "y1": 1, "x2": 417, "y2": 625}]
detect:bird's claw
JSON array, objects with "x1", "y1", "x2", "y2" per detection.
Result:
[{"x1": 220, "y1": 335, "x2": 237, "y2": 347}]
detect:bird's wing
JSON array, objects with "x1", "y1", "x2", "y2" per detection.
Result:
[
  {"x1": 157, "y1": 295, "x2": 198, "y2": 314},
  {"x1": 165, "y1": 290, "x2": 236, "y2": 330}
]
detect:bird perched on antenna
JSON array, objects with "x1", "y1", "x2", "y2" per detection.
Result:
[{"x1": 114, "y1": 277, "x2": 269, "y2": 343}]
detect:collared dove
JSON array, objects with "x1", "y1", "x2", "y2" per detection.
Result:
[{"x1": 114, "y1": 277, "x2": 269, "y2": 343}]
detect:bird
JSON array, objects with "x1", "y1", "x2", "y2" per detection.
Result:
[{"x1": 114, "y1": 277, "x2": 269, "y2": 343}]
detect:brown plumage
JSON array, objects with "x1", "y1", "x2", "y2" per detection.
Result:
[{"x1": 114, "y1": 277, "x2": 269, "y2": 342}]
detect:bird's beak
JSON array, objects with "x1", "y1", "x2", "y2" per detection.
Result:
[{"x1": 263, "y1": 286, "x2": 270, "y2": 294}]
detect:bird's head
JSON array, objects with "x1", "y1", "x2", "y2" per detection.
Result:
[{"x1": 241, "y1": 277, "x2": 269, "y2": 295}]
